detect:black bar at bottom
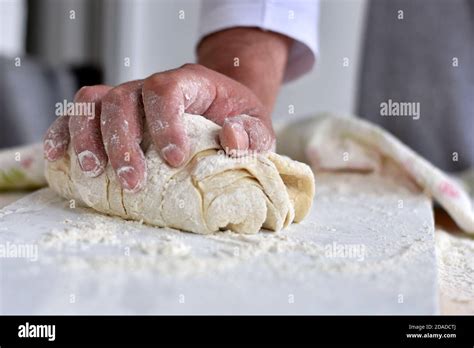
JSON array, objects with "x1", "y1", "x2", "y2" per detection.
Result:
[{"x1": 0, "y1": 315, "x2": 472, "y2": 345}]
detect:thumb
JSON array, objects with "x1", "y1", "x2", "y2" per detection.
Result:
[{"x1": 219, "y1": 114, "x2": 275, "y2": 156}]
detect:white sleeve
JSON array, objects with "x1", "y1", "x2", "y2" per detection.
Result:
[{"x1": 198, "y1": 0, "x2": 319, "y2": 82}]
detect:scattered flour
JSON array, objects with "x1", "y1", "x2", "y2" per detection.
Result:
[
  {"x1": 36, "y1": 204, "x2": 432, "y2": 281},
  {"x1": 436, "y1": 229, "x2": 474, "y2": 314}
]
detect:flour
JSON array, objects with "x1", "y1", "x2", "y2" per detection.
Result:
[
  {"x1": 36, "y1": 200, "x2": 432, "y2": 282},
  {"x1": 436, "y1": 229, "x2": 474, "y2": 314},
  {"x1": 35, "y1": 173, "x2": 433, "y2": 280},
  {"x1": 41, "y1": 218, "x2": 122, "y2": 248},
  {"x1": 38, "y1": 212, "x2": 300, "y2": 276}
]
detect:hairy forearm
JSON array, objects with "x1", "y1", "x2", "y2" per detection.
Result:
[{"x1": 197, "y1": 28, "x2": 292, "y2": 113}]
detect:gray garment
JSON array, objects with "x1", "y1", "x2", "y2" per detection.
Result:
[
  {"x1": 0, "y1": 56, "x2": 76, "y2": 148},
  {"x1": 358, "y1": 0, "x2": 474, "y2": 172}
]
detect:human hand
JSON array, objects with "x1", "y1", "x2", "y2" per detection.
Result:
[{"x1": 43, "y1": 64, "x2": 274, "y2": 192}]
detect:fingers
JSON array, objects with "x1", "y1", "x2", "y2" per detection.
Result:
[
  {"x1": 219, "y1": 114, "x2": 275, "y2": 156},
  {"x1": 143, "y1": 63, "x2": 274, "y2": 166},
  {"x1": 142, "y1": 77, "x2": 190, "y2": 167},
  {"x1": 69, "y1": 85, "x2": 112, "y2": 177},
  {"x1": 43, "y1": 116, "x2": 70, "y2": 161},
  {"x1": 100, "y1": 80, "x2": 147, "y2": 193},
  {"x1": 143, "y1": 64, "x2": 221, "y2": 167},
  {"x1": 219, "y1": 120, "x2": 249, "y2": 154}
]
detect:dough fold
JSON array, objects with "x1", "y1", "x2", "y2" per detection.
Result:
[{"x1": 45, "y1": 114, "x2": 315, "y2": 234}]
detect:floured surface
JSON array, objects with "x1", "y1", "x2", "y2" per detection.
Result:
[
  {"x1": 436, "y1": 229, "x2": 474, "y2": 314},
  {"x1": 0, "y1": 173, "x2": 438, "y2": 314}
]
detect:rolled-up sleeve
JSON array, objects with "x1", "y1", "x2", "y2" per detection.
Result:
[{"x1": 198, "y1": 0, "x2": 319, "y2": 82}]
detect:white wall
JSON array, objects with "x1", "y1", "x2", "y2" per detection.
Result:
[
  {"x1": 103, "y1": 0, "x2": 201, "y2": 85},
  {"x1": 274, "y1": 0, "x2": 368, "y2": 119},
  {"x1": 0, "y1": 0, "x2": 26, "y2": 57}
]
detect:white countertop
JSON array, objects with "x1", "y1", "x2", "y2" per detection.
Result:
[{"x1": 0, "y1": 172, "x2": 454, "y2": 314}]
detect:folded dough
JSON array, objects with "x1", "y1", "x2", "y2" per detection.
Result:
[{"x1": 45, "y1": 114, "x2": 315, "y2": 234}]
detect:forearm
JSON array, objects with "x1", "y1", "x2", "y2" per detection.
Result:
[{"x1": 197, "y1": 28, "x2": 292, "y2": 113}]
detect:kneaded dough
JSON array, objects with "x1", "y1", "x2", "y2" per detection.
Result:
[{"x1": 45, "y1": 114, "x2": 315, "y2": 234}]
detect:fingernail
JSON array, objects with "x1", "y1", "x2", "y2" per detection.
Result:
[
  {"x1": 117, "y1": 166, "x2": 143, "y2": 192},
  {"x1": 78, "y1": 150, "x2": 102, "y2": 177},
  {"x1": 229, "y1": 122, "x2": 249, "y2": 150},
  {"x1": 161, "y1": 143, "x2": 185, "y2": 166}
]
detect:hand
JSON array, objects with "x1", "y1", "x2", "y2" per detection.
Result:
[{"x1": 44, "y1": 64, "x2": 274, "y2": 192}]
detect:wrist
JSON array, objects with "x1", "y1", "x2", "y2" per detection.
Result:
[{"x1": 197, "y1": 28, "x2": 291, "y2": 112}]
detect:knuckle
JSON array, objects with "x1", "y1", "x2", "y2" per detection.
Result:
[
  {"x1": 144, "y1": 73, "x2": 180, "y2": 94},
  {"x1": 102, "y1": 82, "x2": 142, "y2": 110},
  {"x1": 102, "y1": 86, "x2": 129, "y2": 105},
  {"x1": 74, "y1": 85, "x2": 101, "y2": 102},
  {"x1": 180, "y1": 63, "x2": 198, "y2": 70}
]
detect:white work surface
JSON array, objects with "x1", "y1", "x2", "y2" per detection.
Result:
[{"x1": 0, "y1": 173, "x2": 438, "y2": 314}]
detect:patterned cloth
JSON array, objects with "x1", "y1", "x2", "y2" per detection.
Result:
[{"x1": 277, "y1": 113, "x2": 474, "y2": 234}]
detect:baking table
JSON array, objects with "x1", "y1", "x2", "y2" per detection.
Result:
[{"x1": 0, "y1": 173, "x2": 438, "y2": 314}]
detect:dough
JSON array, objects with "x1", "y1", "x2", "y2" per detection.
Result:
[{"x1": 45, "y1": 114, "x2": 315, "y2": 234}]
